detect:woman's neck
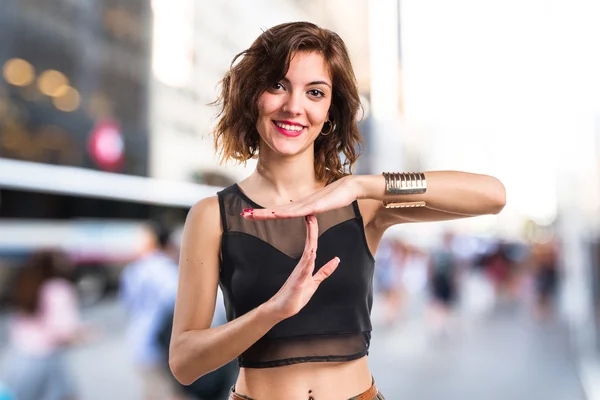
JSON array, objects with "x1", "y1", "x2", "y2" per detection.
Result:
[{"x1": 244, "y1": 147, "x2": 323, "y2": 204}]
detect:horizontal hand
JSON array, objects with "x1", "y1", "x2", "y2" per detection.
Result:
[{"x1": 241, "y1": 176, "x2": 358, "y2": 220}]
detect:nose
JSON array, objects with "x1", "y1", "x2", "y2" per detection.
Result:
[{"x1": 283, "y1": 92, "x2": 303, "y2": 116}]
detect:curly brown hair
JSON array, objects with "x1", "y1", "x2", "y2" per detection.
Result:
[{"x1": 212, "y1": 21, "x2": 363, "y2": 183}]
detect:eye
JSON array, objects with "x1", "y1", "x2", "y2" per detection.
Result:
[
  {"x1": 271, "y1": 82, "x2": 285, "y2": 91},
  {"x1": 308, "y1": 89, "x2": 325, "y2": 98}
]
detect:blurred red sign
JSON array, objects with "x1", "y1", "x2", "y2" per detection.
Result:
[{"x1": 88, "y1": 120, "x2": 125, "y2": 171}]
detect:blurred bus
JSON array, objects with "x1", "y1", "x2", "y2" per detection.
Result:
[{"x1": 0, "y1": 158, "x2": 220, "y2": 306}]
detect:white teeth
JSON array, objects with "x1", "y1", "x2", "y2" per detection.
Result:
[{"x1": 275, "y1": 121, "x2": 303, "y2": 132}]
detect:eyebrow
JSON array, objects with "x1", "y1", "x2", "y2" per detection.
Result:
[{"x1": 281, "y1": 77, "x2": 331, "y2": 88}]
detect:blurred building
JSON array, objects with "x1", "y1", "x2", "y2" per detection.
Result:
[
  {"x1": 0, "y1": 0, "x2": 156, "y2": 220},
  {"x1": 0, "y1": 0, "x2": 152, "y2": 177},
  {"x1": 394, "y1": 2, "x2": 600, "y2": 393},
  {"x1": 0, "y1": 0, "x2": 203, "y2": 305}
]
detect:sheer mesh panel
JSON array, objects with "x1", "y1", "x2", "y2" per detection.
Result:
[
  {"x1": 221, "y1": 184, "x2": 356, "y2": 259},
  {"x1": 240, "y1": 332, "x2": 370, "y2": 368},
  {"x1": 217, "y1": 184, "x2": 374, "y2": 368}
]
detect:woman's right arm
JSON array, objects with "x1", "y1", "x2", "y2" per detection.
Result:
[
  {"x1": 169, "y1": 198, "x2": 340, "y2": 385},
  {"x1": 169, "y1": 196, "x2": 279, "y2": 384}
]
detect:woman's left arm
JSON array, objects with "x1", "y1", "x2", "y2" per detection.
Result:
[
  {"x1": 355, "y1": 171, "x2": 506, "y2": 227},
  {"x1": 243, "y1": 171, "x2": 506, "y2": 227}
]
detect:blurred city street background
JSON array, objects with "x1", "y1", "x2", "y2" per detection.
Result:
[
  {"x1": 0, "y1": 288, "x2": 589, "y2": 400},
  {"x1": 1, "y1": 0, "x2": 600, "y2": 399}
]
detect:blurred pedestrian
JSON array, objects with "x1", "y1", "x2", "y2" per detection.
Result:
[
  {"x1": 427, "y1": 232, "x2": 459, "y2": 338},
  {"x1": 400, "y1": 244, "x2": 429, "y2": 317},
  {"x1": 120, "y1": 223, "x2": 184, "y2": 400},
  {"x1": 374, "y1": 237, "x2": 405, "y2": 327},
  {"x1": 481, "y1": 241, "x2": 513, "y2": 308},
  {"x1": 3, "y1": 249, "x2": 87, "y2": 400},
  {"x1": 530, "y1": 237, "x2": 560, "y2": 321}
]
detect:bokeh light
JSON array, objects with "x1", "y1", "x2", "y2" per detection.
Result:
[
  {"x1": 37, "y1": 70, "x2": 69, "y2": 97},
  {"x1": 52, "y1": 86, "x2": 80, "y2": 112},
  {"x1": 2, "y1": 58, "x2": 35, "y2": 87}
]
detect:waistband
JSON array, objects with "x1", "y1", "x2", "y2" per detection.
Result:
[{"x1": 229, "y1": 380, "x2": 379, "y2": 400}]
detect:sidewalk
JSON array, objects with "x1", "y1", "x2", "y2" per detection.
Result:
[
  {"x1": 579, "y1": 356, "x2": 600, "y2": 400},
  {"x1": 368, "y1": 296, "x2": 586, "y2": 400},
  {"x1": 0, "y1": 296, "x2": 588, "y2": 400}
]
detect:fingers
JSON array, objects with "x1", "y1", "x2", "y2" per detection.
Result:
[
  {"x1": 241, "y1": 205, "x2": 312, "y2": 220},
  {"x1": 313, "y1": 257, "x2": 340, "y2": 283},
  {"x1": 296, "y1": 215, "x2": 316, "y2": 277},
  {"x1": 302, "y1": 249, "x2": 317, "y2": 279},
  {"x1": 240, "y1": 208, "x2": 281, "y2": 220},
  {"x1": 302, "y1": 214, "x2": 318, "y2": 258},
  {"x1": 284, "y1": 215, "x2": 319, "y2": 282}
]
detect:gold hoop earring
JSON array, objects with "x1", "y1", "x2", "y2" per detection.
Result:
[{"x1": 321, "y1": 119, "x2": 335, "y2": 136}]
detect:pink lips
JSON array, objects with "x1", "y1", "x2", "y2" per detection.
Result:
[{"x1": 272, "y1": 120, "x2": 305, "y2": 137}]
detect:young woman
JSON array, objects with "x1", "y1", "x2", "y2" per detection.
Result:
[{"x1": 169, "y1": 21, "x2": 506, "y2": 400}]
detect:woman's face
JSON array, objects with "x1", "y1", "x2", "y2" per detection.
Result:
[{"x1": 256, "y1": 51, "x2": 332, "y2": 157}]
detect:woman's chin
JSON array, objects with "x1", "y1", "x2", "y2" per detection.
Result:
[
  {"x1": 274, "y1": 147, "x2": 304, "y2": 157},
  {"x1": 264, "y1": 140, "x2": 308, "y2": 157}
]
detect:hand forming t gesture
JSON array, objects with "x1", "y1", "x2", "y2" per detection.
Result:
[
  {"x1": 266, "y1": 215, "x2": 341, "y2": 320},
  {"x1": 241, "y1": 176, "x2": 357, "y2": 220}
]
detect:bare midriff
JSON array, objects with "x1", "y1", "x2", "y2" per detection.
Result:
[{"x1": 233, "y1": 355, "x2": 372, "y2": 400}]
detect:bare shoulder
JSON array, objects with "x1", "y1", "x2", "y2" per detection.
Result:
[{"x1": 187, "y1": 195, "x2": 221, "y2": 228}]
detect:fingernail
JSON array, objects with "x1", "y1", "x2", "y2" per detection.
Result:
[
  {"x1": 243, "y1": 208, "x2": 253, "y2": 213},
  {"x1": 335, "y1": 257, "x2": 340, "y2": 262},
  {"x1": 271, "y1": 211, "x2": 275, "y2": 214}
]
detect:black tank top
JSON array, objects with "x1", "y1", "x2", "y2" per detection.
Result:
[{"x1": 217, "y1": 184, "x2": 376, "y2": 368}]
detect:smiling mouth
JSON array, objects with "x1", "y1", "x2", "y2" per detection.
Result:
[{"x1": 272, "y1": 120, "x2": 306, "y2": 137}]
